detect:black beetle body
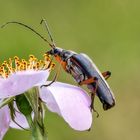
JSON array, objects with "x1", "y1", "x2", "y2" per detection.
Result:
[{"x1": 47, "y1": 48, "x2": 115, "y2": 110}]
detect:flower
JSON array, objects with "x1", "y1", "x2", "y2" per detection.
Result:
[
  {"x1": 0, "y1": 54, "x2": 53, "y2": 98},
  {"x1": 0, "y1": 101, "x2": 30, "y2": 140},
  {"x1": 0, "y1": 105, "x2": 10, "y2": 140},
  {"x1": 0, "y1": 54, "x2": 92, "y2": 139}
]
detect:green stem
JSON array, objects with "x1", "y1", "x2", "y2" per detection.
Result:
[
  {"x1": 25, "y1": 87, "x2": 47, "y2": 140},
  {"x1": 31, "y1": 123, "x2": 47, "y2": 140}
]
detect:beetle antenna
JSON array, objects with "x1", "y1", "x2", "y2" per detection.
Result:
[
  {"x1": 40, "y1": 19, "x2": 56, "y2": 48},
  {"x1": 1, "y1": 21, "x2": 55, "y2": 49}
]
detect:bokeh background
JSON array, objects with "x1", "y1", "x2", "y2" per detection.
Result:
[{"x1": 0, "y1": 0, "x2": 140, "y2": 140}]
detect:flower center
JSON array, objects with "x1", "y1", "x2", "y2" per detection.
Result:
[{"x1": 0, "y1": 54, "x2": 55, "y2": 78}]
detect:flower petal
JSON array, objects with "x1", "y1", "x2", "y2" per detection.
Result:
[
  {"x1": 0, "y1": 106, "x2": 10, "y2": 140},
  {"x1": 0, "y1": 70, "x2": 49, "y2": 98},
  {"x1": 40, "y1": 82, "x2": 92, "y2": 131}
]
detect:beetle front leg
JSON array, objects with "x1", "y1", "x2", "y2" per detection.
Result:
[
  {"x1": 41, "y1": 61, "x2": 63, "y2": 88},
  {"x1": 102, "y1": 71, "x2": 111, "y2": 80}
]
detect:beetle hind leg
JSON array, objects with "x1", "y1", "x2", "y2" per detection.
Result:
[
  {"x1": 79, "y1": 77, "x2": 98, "y2": 86},
  {"x1": 90, "y1": 78, "x2": 99, "y2": 117},
  {"x1": 79, "y1": 76, "x2": 99, "y2": 117},
  {"x1": 102, "y1": 71, "x2": 111, "y2": 80},
  {"x1": 90, "y1": 92, "x2": 99, "y2": 118}
]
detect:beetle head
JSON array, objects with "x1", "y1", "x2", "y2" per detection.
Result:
[
  {"x1": 46, "y1": 47, "x2": 63, "y2": 56},
  {"x1": 46, "y1": 47, "x2": 75, "y2": 61}
]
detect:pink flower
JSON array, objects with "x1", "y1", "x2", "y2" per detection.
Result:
[
  {"x1": 0, "y1": 101, "x2": 31, "y2": 140},
  {"x1": 0, "y1": 55, "x2": 92, "y2": 139},
  {"x1": 0, "y1": 105, "x2": 10, "y2": 140}
]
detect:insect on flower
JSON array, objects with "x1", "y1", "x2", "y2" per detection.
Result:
[
  {"x1": 0, "y1": 54, "x2": 93, "y2": 139},
  {"x1": 1, "y1": 20, "x2": 115, "y2": 115}
]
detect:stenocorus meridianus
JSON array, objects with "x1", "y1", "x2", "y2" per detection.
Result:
[{"x1": 1, "y1": 20, "x2": 115, "y2": 114}]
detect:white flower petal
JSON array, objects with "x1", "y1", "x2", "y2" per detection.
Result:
[
  {"x1": 0, "y1": 70, "x2": 49, "y2": 98},
  {"x1": 40, "y1": 82, "x2": 92, "y2": 131},
  {"x1": 0, "y1": 106, "x2": 10, "y2": 140}
]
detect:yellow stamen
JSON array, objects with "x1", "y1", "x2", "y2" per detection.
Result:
[
  {"x1": 8, "y1": 58, "x2": 13, "y2": 67},
  {"x1": 0, "y1": 54, "x2": 54, "y2": 78}
]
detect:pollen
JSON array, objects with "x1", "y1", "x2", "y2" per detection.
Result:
[{"x1": 0, "y1": 54, "x2": 55, "y2": 78}]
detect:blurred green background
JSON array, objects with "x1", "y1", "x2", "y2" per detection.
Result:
[{"x1": 0, "y1": 0, "x2": 140, "y2": 140}]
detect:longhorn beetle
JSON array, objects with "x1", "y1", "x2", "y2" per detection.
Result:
[{"x1": 1, "y1": 20, "x2": 115, "y2": 115}]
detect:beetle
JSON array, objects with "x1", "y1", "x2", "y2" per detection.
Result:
[{"x1": 1, "y1": 20, "x2": 115, "y2": 114}]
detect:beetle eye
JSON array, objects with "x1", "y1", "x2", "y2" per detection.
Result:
[{"x1": 54, "y1": 49, "x2": 58, "y2": 54}]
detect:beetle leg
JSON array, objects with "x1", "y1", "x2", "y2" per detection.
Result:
[
  {"x1": 79, "y1": 77, "x2": 98, "y2": 85},
  {"x1": 91, "y1": 93, "x2": 99, "y2": 118},
  {"x1": 102, "y1": 71, "x2": 111, "y2": 80},
  {"x1": 41, "y1": 72, "x2": 58, "y2": 88},
  {"x1": 41, "y1": 61, "x2": 62, "y2": 88},
  {"x1": 90, "y1": 78, "x2": 99, "y2": 117}
]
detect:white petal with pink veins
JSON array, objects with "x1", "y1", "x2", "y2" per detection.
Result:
[
  {"x1": 40, "y1": 82, "x2": 92, "y2": 131},
  {"x1": 0, "y1": 106, "x2": 10, "y2": 140},
  {"x1": 0, "y1": 70, "x2": 49, "y2": 98}
]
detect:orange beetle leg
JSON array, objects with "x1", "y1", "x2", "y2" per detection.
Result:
[
  {"x1": 102, "y1": 71, "x2": 111, "y2": 80},
  {"x1": 79, "y1": 77, "x2": 98, "y2": 86}
]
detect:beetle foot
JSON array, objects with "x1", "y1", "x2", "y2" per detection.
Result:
[
  {"x1": 90, "y1": 104, "x2": 99, "y2": 118},
  {"x1": 102, "y1": 71, "x2": 111, "y2": 80},
  {"x1": 90, "y1": 92, "x2": 99, "y2": 118},
  {"x1": 40, "y1": 81, "x2": 55, "y2": 88},
  {"x1": 40, "y1": 84, "x2": 48, "y2": 88},
  {"x1": 92, "y1": 107, "x2": 99, "y2": 118}
]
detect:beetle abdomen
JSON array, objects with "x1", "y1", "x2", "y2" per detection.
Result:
[{"x1": 71, "y1": 53, "x2": 115, "y2": 110}]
